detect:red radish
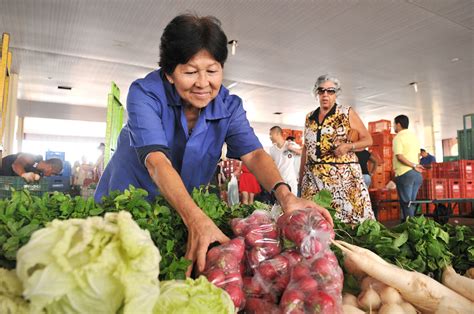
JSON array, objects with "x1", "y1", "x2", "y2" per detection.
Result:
[
  {"x1": 258, "y1": 261, "x2": 278, "y2": 280},
  {"x1": 265, "y1": 228, "x2": 279, "y2": 239},
  {"x1": 247, "y1": 211, "x2": 272, "y2": 225},
  {"x1": 289, "y1": 210, "x2": 308, "y2": 226},
  {"x1": 226, "y1": 237, "x2": 246, "y2": 259},
  {"x1": 243, "y1": 276, "x2": 263, "y2": 296},
  {"x1": 240, "y1": 261, "x2": 246, "y2": 275},
  {"x1": 271, "y1": 255, "x2": 290, "y2": 273},
  {"x1": 206, "y1": 246, "x2": 222, "y2": 264},
  {"x1": 225, "y1": 272, "x2": 243, "y2": 287},
  {"x1": 312, "y1": 257, "x2": 336, "y2": 279},
  {"x1": 231, "y1": 218, "x2": 248, "y2": 236},
  {"x1": 306, "y1": 291, "x2": 336, "y2": 313},
  {"x1": 245, "y1": 230, "x2": 265, "y2": 247},
  {"x1": 291, "y1": 263, "x2": 311, "y2": 281},
  {"x1": 225, "y1": 284, "x2": 246, "y2": 309},
  {"x1": 273, "y1": 272, "x2": 290, "y2": 293},
  {"x1": 245, "y1": 297, "x2": 280, "y2": 314},
  {"x1": 259, "y1": 242, "x2": 281, "y2": 258},
  {"x1": 247, "y1": 247, "x2": 264, "y2": 269},
  {"x1": 205, "y1": 268, "x2": 226, "y2": 286},
  {"x1": 282, "y1": 250, "x2": 303, "y2": 267},
  {"x1": 297, "y1": 277, "x2": 319, "y2": 295},
  {"x1": 217, "y1": 253, "x2": 240, "y2": 273},
  {"x1": 280, "y1": 290, "x2": 305, "y2": 312}
]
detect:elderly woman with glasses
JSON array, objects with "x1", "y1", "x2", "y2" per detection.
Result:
[{"x1": 299, "y1": 74, "x2": 374, "y2": 223}]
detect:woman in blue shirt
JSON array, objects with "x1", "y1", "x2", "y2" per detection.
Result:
[{"x1": 95, "y1": 14, "x2": 332, "y2": 276}]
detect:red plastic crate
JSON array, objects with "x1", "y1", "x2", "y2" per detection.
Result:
[
  {"x1": 370, "y1": 171, "x2": 392, "y2": 189},
  {"x1": 381, "y1": 160, "x2": 392, "y2": 172},
  {"x1": 369, "y1": 120, "x2": 392, "y2": 134},
  {"x1": 456, "y1": 160, "x2": 473, "y2": 180},
  {"x1": 371, "y1": 131, "x2": 393, "y2": 146},
  {"x1": 371, "y1": 145, "x2": 392, "y2": 159},
  {"x1": 463, "y1": 180, "x2": 474, "y2": 198},
  {"x1": 422, "y1": 169, "x2": 433, "y2": 180},
  {"x1": 389, "y1": 204, "x2": 400, "y2": 220},
  {"x1": 448, "y1": 179, "x2": 463, "y2": 198},
  {"x1": 424, "y1": 179, "x2": 448, "y2": 199}
]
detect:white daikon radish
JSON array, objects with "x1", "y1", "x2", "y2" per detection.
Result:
[
  {"x1": 442, "y1": 265, "x2": 474, "y2": 301},
  {"x1": 378, "y1": 303, "x2": 404, "y2": 314},
  {"x1": 379, "y1": 286, "x2": 403, "y2": 304},
  {"x1": 358, "y1": 285, "x2": 381, "y2": 311},
  {"x1": 342, "y1": 293, "x2": 359, "y2": 307},
  {"x1": 342, "y1": 304, "x2": 365, "y2": 314},
  {"x1": 400, "y1": 302, "x2": 418, "y2": 314},
  {"x1": 344, "y1": 255, "x2": 365, "y2": 278},
  {"x1": 333, "y1": 240, "x2": 474, "y2": 313}
]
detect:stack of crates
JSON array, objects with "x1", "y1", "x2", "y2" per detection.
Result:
[
  {"x1": 366, "y1": 119, "x2": 399, "y2": 221},
  {"x1": 222, "y1": 159, "x2": 241, "y2": 178},
  {"x1": 418, "y1": 160, "x2": 474, "y2": 214},
  {"x1": 281, "y1": 128, "x2": 304, "y2": 146}
]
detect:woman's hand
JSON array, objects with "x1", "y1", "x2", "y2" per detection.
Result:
[
  {"x1": 334, "y1": 143, "x2": 352, "y2": 157},
  {"x1": 184, "y1": 210, "x2": 230, "y2": 277},
  {"x1": 280, "y1": 192, "x2": 334, "y2": 227}
]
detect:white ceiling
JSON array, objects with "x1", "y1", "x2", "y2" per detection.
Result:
[{"x1": 1, "y1": 0, "x2": 473, "y2": 141}]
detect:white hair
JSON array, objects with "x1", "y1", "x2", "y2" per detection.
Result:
[{"x1": 311, "y1": 74, "x2": 342, "y2": 98}]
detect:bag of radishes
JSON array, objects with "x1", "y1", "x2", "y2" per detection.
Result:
[
  {"x1": 231, "y1": 210, "x2": 281, "y2": 270},
  {"x1": 202, "y1": 237, "x2": 247, "y2": 310},
  {"x1": 205, "y1": 208, "x2": 343, "y2": 313}
]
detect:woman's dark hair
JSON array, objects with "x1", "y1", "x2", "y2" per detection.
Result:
[
  {"x1": 394, "y1": 115, "x2": 409, "y2": 129},
  {"x1": 159, "y1": 14, "x2": 228, "y2": 74}
]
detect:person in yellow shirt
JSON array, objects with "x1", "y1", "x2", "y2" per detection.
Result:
[{"x1": 392, "y1": 115, "x2": 424, "y2": 220}]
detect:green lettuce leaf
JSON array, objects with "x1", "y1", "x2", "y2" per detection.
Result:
[
  {"x1": 16, "y1": 211, "x2": 161, "y2": 314},
  {"x1": 154, "y1": 276, "x2": 234, "y2": 314}
]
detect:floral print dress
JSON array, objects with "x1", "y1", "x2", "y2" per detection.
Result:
[{"x1": 301, "y1": 103, "x2": 374, "y2": 223}]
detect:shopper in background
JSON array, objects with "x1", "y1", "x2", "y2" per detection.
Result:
[
  {"x1": 299, "y1": 74, "x2": 374, "y2": 224},
  {"x1": 355, "y1": 149, "x2": 379, "y2": 188},
  {"x1": 0, "y1": 153, "x2": 63, "y2": 182},
  {"x1": 392, "y1": 115, "x2": 424, "y2": 220},
  {"x1": 269, "y1": 126, "x2": 300, "y2": 195},
  {"x1": 286, "y1": 136, "x2": 302, "y2": 185},
  {"x1": 234, "y1": 161, "x2": 261, "y2": 205},
  {"x1": 95, "y1": 14, "x2": 333, "y2": 276},
  {"x1": 94, "y1": 142, "x2": 105, "y2": 181},
  {"x1": 419, "y1": 148, "x2": 436, "y2": 168}
]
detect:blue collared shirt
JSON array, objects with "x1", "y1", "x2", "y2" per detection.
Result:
[{"x1": 95, "y1": 70, "x2": 262, "y2": 202}]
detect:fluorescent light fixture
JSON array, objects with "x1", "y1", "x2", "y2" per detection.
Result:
[
  {"x1": 409, "y1": 82, "x2": 418, "y2": 93},
  {"x1": 228, "y1": 40, "x2": 238, "y2": 56},
  {"x1": 227, "y1": 82, "x2": 239, "y2": 89}
]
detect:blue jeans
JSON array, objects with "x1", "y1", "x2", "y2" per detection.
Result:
[
  {"x1": 362, "y1": 174, "x2": 371, "y2": 188},
  {"x1": 395, "y1": 169, "x2": 423, "y2": 220}
]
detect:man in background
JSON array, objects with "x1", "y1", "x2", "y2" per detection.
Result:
[
  {"x1": 392, "y1": 115, "x2": 423, "y2": 220},
  {"x1": 0, "y1": 153, "x2": 63, "y2": 182},
  {"x1": 419, "y1": 148, "x2": 436, "y2": 168},
  {"x1": 269, "y1": 126, "x2": 300, "y2": 195}
]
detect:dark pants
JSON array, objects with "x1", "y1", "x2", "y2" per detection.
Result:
[{"x1": 395, "y1": 169, "x2": 423, "y2": 219}]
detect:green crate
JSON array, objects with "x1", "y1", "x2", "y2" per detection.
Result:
[
  {"x1": 443, "y1": 156, "x2": 459, "y2": 162},
  {"x1": 0, "y1": 176, "x2": 49, "y2": 193},
  {"x1": 458, "y1": 128, "x2": 474, "y2": 160},
  {"x1": 0, "y1": 189, "x2": 45, "y2": 199}
]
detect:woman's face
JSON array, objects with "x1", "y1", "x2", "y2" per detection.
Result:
[
  {"x1": 317, "y1": 80, "x2": 337, "y2": 110},
  {"x1": 166, "y1": 50, "x2": 223, "y2": 109}
]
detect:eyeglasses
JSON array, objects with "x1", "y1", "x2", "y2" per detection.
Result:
[{"x1": 316, "y1": 87, "x2": 338, "y2": 95}]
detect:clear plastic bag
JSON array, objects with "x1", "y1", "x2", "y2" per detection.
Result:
[
  {"x1": 228, "y1": 174, "x2": 240, "y2": 206},
  {"x1": 231, "y1": 210, "x2": 281, "y2": 270},
  {"x1": 203, "y1": 237, "x2": 246, "y2": 310}
]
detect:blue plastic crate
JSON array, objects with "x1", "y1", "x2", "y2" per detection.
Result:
[{"x1": 45, "y1": 151, "x2": 65, "y2": 162}]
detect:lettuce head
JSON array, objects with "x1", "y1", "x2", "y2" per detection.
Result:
[{"x1": 16, "y1": 211, "x2": 161, "y2": 314}]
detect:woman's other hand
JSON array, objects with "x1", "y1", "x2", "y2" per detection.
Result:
[
  {"x1": 280, "y1": 193, "x2": 334, "y2": 227},
  {"x1": 184, "y1": 210, "x2": 230, "y2": 277},
  {"x1": 334, "y1": 143, "x2": 352, "y2": 157}
]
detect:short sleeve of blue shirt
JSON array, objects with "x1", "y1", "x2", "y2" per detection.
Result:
[
  {"x1": 126, "y1": 77, "x2": 168, "y2": 149},
  {"x1": 225, "y1": 96, "x2": 262, "y2": 159}
]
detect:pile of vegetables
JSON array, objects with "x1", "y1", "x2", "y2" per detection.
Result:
[
  {"x1": 1, "y1": 186, "x2": 473, "y2": 313},
  {"x1": 1, "y1": 211, "x2": 235, "y2": 314},
  {"x1": 202, "y1": 209, "x2": 344, "y2": 313},
  {"x1": 0, "y1": 186, "x2": 261, "y2": 279}
]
